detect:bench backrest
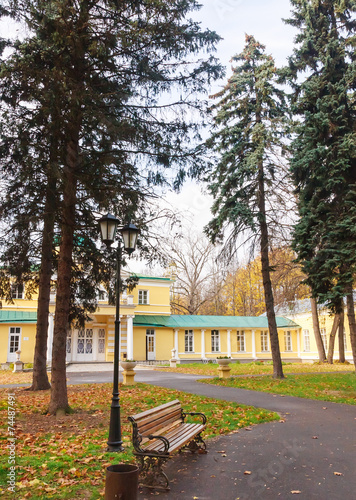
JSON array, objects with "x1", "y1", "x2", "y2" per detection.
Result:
[{"x1": 128, "y1": 399, "x2": 183, "y2": 443}]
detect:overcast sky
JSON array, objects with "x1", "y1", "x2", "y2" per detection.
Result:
[{"x1": 164, "y1": 0, "x2": 298, "y2": 232}]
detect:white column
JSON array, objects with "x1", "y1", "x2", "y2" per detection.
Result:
[
  {"x1": 251, "y1": 330, "x2": 256, "y2": 359},
  {"x1": 297, "y1": 329, "x2": 301, "y2": 357},
  {"x1": 174, "y1": 329, "x2": 179, "y2": 359},
  {"x1": 201, "y1": 329, "x2": 206, "y2": 360},
  {"x1": 227, "y1": 330, "x2": 232, "y2": 358},
  {"x1": 47, "y1": 313, "x2": 54, "y2": 366},
  {"x1": 93, "y1": 328, "x2": 98, "y2": 362},
  {"x1": 127, "y1": 315, "x2": 134, "y2": 360}
]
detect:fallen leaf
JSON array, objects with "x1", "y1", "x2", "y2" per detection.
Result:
[
  {"x1": 312, "y1": 436, "x2": 318, "y2": 439},
  {"x1": 244, "y1": 471, "x2": 252, "y2": 475},
  {"x1": 334, "y1": 472, "x2": 343, "y2": 476},
  {"x1": 29, "y1": 479, "x2": 40, "y2": 486}
]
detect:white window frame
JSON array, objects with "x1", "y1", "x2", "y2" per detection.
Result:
[
  {"x1": 138, "y1": 290, "x2": 149, "y2": 305},
  {"x1": 237, "y1": 330, "x2": 245, "y2": 352},
  {"x1": 184, "y1": 330, "x2": 194, "y2": 353},
  {"x1": 66, "y1": 330, "x2": 72, "y2": 354},
  {"x1": 11, "y1": 284, "x2": 24, "y2": 299},
  {"x1": 261, "y1": 331, "x2": 269, "y2": 352},
  {"x1": 98, "y1": 328, "x2": 106, "y2": 354},
  {"x1": 98, "y1": 288, "x2": 107, "y2": 302},
  {"x1": 303, "y1": 329, "x2": 310, "y2": 352},
  {"x1": 8, "y1": 327, "x2": 21, "y2": 353},
  {"x1": 284, "y1": 330, "x2": 292, "y2": 352},
  {"x1": 320, "y1": 328, "x2": 327, "y2": 351},
  {"x1": 211, "y1": 330, "x2": 220, "y2": 353},
  {"x1": 146, "y1": 329, "x2": 156, "y2": 360}
]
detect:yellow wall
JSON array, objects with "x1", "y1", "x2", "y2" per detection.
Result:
[
  {"x1": 0, "y1": 323, "x2": 37, "y2": 364},
  {"x1": 133, "y1": 327, "x2": 148, "y2": 361},
  {"x1": 132, "y1": 278, "x2": 172, "y2": 315},
  {"x1": 0, "y1": 325, "x2": 9, "y2": 362},
  {"x1": 284, "y1": 307, "x2": 353, "y2": 361}
]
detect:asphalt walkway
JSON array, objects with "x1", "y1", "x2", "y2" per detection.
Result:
[{"x1": 131, "y1": 371, "x2": 356, "y2": 500}]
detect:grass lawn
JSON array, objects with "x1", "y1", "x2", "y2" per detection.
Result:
[
  {"x1": 200, "y1": 372, "x2": 356, "y2": 405},
  {"x1": 0, "y1": 362, "x2": 353, "y2": 386},
  {"x1": 0, "y1": 383, "x2": 278, "y2": 499},
  {"x1": 156, "y1": 361, "x2": 354, "y2": 377}
]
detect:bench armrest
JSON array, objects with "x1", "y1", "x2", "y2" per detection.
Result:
[
  {"x1": 182, "y1": 411, "x2": 207, "y2": 425},
  {"x1": 147, "y1": 434, "x2": 170, "y2": 454}
]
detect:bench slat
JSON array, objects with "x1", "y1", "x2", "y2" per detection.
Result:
[
  {"x1": 138, "y1": 409, "x2": 183, "y2": 435},
  {"x1": 140, "y1": 419, "x2": 182, "y2": 445},
  {"x1": 143, "y1": 423, "x2": 205, "y2": 453},
  {"x1": 130, "y1": 399, "x2": 181, "y2": 422},
  {"x1": 166, "y1": 424, "x2": 205, "y2": 450}
]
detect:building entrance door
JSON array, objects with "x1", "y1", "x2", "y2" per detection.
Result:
[
  {"x1": 97, "y1": 328, "x2": 106, "y2": 361},
  {"x1": 146, "y1": 329, "x2": 155, "y2": 361},
  {"x1": 76, "y1": 328, "x2": 93, "y2": 361},
  {"x1": 7, "y1": 328, "x2": 21, "y2": 362}
]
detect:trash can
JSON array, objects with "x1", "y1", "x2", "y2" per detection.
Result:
[{"x1": 105, "y1": 464, "x2": 139, "y2": 500}]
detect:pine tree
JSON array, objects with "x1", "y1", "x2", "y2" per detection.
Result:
[
  {"x1": 205, "y1": 35, "x2": 289, "y2": 378},
  {"x1": 0, "y1": 0, "x2": 222, "y2": 412},
  {"x1": 285, "y1": 0, "x2": 356, "y2": 368}
]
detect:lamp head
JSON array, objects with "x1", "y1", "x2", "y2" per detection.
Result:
[
  {"x1": 120, "y1": 222, "x2": 139, "y2": 255},
  {"x1": 99, "y1": 213, "x2": 119, "y2": 247}
]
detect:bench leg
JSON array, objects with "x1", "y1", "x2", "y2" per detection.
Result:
[
  {"x1": 184, "y1": 433, "x2": 207, "y2": 454},
  {"x1": 137, "y1": 455, "x2": 170, "y2": 490}
]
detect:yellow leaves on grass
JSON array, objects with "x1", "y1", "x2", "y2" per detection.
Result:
[{"x1": 0, "y1": 383, "x2": 278, "y2": 499}]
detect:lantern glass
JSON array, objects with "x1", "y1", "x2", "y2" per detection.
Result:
[
  {"x1": 120, "y1": 223, "x2": 139, "y2": 254},
  {"x1": 99, "y1": 213, "x2": 119, "y2": 246}
]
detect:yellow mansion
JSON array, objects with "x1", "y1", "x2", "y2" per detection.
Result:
[{"x1": 0, "y1": 275, "x2": 354, "y2": 365}]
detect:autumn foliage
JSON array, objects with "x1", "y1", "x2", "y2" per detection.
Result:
[{"x1": 0, "y1": 383, "x2": 277, "y2": 499}]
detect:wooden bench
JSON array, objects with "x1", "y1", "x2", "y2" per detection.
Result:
[{"x1": 128, "y1": 399, "x2": 207, "y2": 490}]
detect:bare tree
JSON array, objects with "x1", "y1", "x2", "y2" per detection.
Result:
[{"x1": 166, "y1": 232, "x2": 225, "y2": 315}]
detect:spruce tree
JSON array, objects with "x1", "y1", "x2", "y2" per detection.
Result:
[
  {"x1": 0, "y1": 0, "x2": 222, "y2": 413},
  {"x1": 205, "y1": 35, "x2": 289, "y2": 378},
  {"x1": 285, "y1": 0, "x2": 356, "y2": 368}
]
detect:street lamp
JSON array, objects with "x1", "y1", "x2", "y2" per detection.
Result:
[{"x1": 99, "y1": 213, "x2": 139, "y2": 452}]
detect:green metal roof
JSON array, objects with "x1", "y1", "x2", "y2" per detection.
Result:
[
  {"x1": 133, "y1": 315, "x2": 300, "y2": 329},
  {"x1": 132, "y1": 274, "x2": 172, "y2": 281},
  {"x1": 0, "y1": 311, "x2": 37, "y2": 323}
]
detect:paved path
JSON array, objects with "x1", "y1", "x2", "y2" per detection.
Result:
[
  {"x1": 131, "y1": 371, "x2": 356, "y2": 500},
  {"x1": 2, "y1": 369, "x2": 356, "y2": 499}
]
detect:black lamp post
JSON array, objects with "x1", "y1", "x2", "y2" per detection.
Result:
[{"x1": 99, "y1": 213, "x2": 139, "y2": 452}]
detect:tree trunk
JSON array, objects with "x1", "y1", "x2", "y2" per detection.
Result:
[
  {"x1": 47, "y1": 1, "x2": 87, "y2": 413},
  {"x1": 338, "y1": 308, "x2": 345, "y2": 363},
  {"x1": 346, "y1": 287, "x2": 356, "y2": 372},
  {"x1": 326, "y1": 314, "x2": 340, "y2": 364},
  {"x1": 27, "y1": 173, "x2": 57, "y2": 391},
  {"x1": 257, "y1": 160, "x2": 284, "y2": 379},
  {"x1": 310, "y1": 297, "x2": 326, "y2": 362},
  {"x1": 48, "y1": 136, "x2": 79, "y2": 414}
]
